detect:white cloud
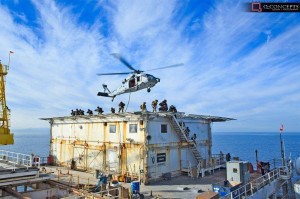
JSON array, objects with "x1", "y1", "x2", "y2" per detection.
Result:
[
  {"x1": 0, "y1": 0, "x2": 299, "y2": 132},
  {"x1": 0, "y1": 1, "x2": 109, "y2": 128}
]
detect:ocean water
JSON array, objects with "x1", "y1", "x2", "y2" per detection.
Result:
[
  {"x1": 0, "y1": 132, "x2": 50, "y2": 157},
  {"x1": 0, "y1": 131, "x2": 299, "y2": 175},
  {"x1": 212, "y1": 132, "x2": 300, "y2": 182},
  {"x1": 212, "y1": 132, "x2": 300, "y2": 166}
]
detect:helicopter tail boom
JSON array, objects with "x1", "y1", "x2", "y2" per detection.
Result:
[
  {"x1": 97, "y1": 92, "x2": 116, "y2": 101},
  {"x1": 97, "y1": 92, "x2": 110, "y2": 97}
]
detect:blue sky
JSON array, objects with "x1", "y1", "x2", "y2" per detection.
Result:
[{"x1": 0, "y1": 0, "x2": 299, "y2": 132}]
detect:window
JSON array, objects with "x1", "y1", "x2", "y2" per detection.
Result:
[
  {"x1": 161, "y1": 124, "x2": 167, "y2": 133},
  {"x1": 137, "y1": 76, "x2": 140, "y2": 82},
  {"x1": 233, "y1": 168, "x2": 238, "y2": 173},
  {"x1": 129, "y1": 79, "x2": 135, "y2": 88},
  {"x1": 109, "y1": 125, "x2": 116, "y2": 133},
  {"x1": 129, "y1": 124, "x2": 137, "y2": 133}
]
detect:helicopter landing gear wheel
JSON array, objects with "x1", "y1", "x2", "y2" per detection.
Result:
[{"x1": 147, "y1": 88, "x2": 151, "y2": 93}]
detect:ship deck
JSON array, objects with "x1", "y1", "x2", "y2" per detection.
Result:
[
  {"x1": 0, "y1": 160, "x2": 52, "y2": 187},
  {"x1": 44, "y1": 165, "x2": 263, "y2": 199}
]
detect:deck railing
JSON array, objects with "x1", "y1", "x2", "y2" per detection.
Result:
[
  {"x1": 221, "y1": 166, "x2": 292, "y2": 199},
  {"x1": 86, "y1": 187, "x2": 122, "y2": 199},
  {"x1": 0, "y1": 150, "x2": 32, "y2": 170},
  {"x1": 39, "y1": 156, "x2": 48, "y2": 165},
  {"x1": 212, "y1": 153, "x2": 226, "y2": 165}
]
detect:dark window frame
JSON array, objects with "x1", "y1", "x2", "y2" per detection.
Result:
[
  {"x1": 161, "y1": 124, "x2": 168, "y2": 133},
  {"x1": 109, "y1": 125, "x2": 116, "y2": 133},
  {"x1": 129, "y1": 124, "x2": 138, "y2": 133}
]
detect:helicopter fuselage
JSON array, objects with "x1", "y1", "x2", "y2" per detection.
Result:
[
  {"x1": 97, "y1": 73, "x2": 160, "y2": 100},
  {"x1": 97, "y1": 53, "x2": 182, "y2": 101}
]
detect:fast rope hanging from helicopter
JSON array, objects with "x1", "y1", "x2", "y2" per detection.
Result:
[{"x1": 125, "y1": 91, "x2": 131, "y2": 112}]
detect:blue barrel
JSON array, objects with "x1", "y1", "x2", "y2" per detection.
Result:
[{"x1": 131, "y1": 181, "x2": 140, "y2": 194}]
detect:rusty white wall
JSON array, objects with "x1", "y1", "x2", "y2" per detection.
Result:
[
  {"x1": 50, "y1": 116, "x2": 145, "y2": 174},
  {"x1": 147, "y1": 147, "x2": 182, "y2": 179},
  {"x1": 147, "y1": 117, "x2": 209, "y2": 143},
  {"x1": 49, "y1": 114, "x2": 212, "y2": 181},
  {"x1": 146, "y1": 116, "x2": 211, "y2": 179}
]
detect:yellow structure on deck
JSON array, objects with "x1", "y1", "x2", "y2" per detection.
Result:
[{"x1": 0, "y1": 60, "x2": 13, "y2": 145}]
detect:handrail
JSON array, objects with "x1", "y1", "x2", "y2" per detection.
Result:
[
  {"x1": 169, "y1": 114, "x2": 189, "y2": 142},
  {"x1": 222, "y1": 166, "x2": 292, "y2": 199},
  {"x1": 86, "y1": 186, "x2": 121, "y2": 199},
  {"x1": 0, "y1": 150, "x2": 32, "y2": 170},
  {"x1": 212, "y1": 153, "x2": 226, "y2": 165}
]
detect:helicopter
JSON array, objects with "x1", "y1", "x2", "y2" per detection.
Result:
[{"x1": 97, "y1": 53, "x2": 183, "y2": 101}]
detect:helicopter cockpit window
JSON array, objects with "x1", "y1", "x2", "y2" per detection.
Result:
[{"x1": 129, "y1": 79, "x2": 136, "y2": 88}]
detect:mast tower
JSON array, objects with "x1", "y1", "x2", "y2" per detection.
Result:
[{"x1": 0, "y1": 59, "x2": 13, "y2": 145}]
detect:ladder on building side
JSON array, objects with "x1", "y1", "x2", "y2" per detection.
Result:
[{"x1": 167, "y1": 114, "x2": 202, "y2": 163}]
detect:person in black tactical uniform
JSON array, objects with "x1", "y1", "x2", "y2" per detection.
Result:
[
  {"x1": 111, "y1": 107, "x2": 116, "y2": 113},
  {"x1": 159, "y1": 99, "x2": 168, "y2": 112},
  {"x1": 184, "y1": 126, "x2": 190, "y2": 138},
  {"x1": 94, "y1": 106, "x2": 104, "y2": 115},
  {"x1": 87, "y1": 109, "x2": 93, "y2": 115},
  {"x1": 191, "y1": 133, "x2": 197, "y2": 144},
  {"x1": 179, "y1": 121, "x2": 185, "y2": 128},
  {"x1": 71, "y1": 110, "x2": 75, "y2": 116},
  {"x1": 168, "y1": 105, "x2": 177, "y2": 113},
  {"x1": 118, "y1": 101, "x2": 125, "y2": 113},
  {"x1": 80, "y1": 109, "x2": 84, "y2": 115},
  {"x1": 226, "y1": 153, "x2": 231, "y2": 162}
]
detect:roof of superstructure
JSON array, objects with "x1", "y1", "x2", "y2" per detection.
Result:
[{"x1": 41, "y1": 111, "x2": 235, "y2": 122}]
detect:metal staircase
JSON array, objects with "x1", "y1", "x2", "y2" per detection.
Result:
[
  {"x1": 168, "y1": 114, "x2": 202, "y2": 163},
  {"x1": 190, "y1": 144, "x2": 202, "y2": 163}
]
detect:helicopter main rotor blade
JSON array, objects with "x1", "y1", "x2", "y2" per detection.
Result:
[
  {"x1": 97, "y1": 72, "x2": 132, "y2": 76},
  {"x1": 145, "y1": 63, "x2": 184, "y2": 72},
  {"x1": 111, "y1": 53, "x2": 137, "y2": 71}
]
